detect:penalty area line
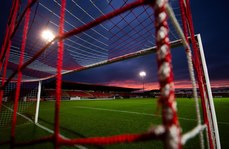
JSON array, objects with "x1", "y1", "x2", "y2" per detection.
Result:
[
  {"x1": 75, "y1": 106, "x2": 197, "y2": 122},
  {"x1": 75, "y1": 106, "x2": 229, "y2": 124}
]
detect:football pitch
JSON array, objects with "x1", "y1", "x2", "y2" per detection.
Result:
[{"x1": 0, "y1": 98, "x2": 229, "y2": 149}]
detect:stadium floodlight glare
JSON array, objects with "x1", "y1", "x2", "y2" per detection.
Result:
[
  {"x1": 139, "y1": 71, "x2": 146, "y2": 77},
  {"x1": 139, "y1": 71, "x2": 146, "y2": 94},
  {"x1": 41, "y1": 29, "x2": 55, "y2": 42}
]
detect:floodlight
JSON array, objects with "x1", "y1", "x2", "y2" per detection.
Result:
[
  {"x1": 139, "y1": 71, "x2": 146, "y2": 77},
  {"x1": 41, "y1": 30, "x2": 55, "y2": 42}
]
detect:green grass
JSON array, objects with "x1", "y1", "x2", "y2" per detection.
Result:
[{"x1": 0, "y1": 98, "x2": 229, "y2": 148}]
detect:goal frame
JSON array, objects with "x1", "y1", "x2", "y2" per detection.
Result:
[
  {"x1": 196, "y1": 34, "x2": 221, "y2": 149},
  {"x1": 32, "y1": 33, "x2": 221, "y2": 149}
]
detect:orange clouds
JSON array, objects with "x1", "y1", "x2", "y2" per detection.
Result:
[{"x1": 102, "y1": 79, "x2": 229, "y2": 90}]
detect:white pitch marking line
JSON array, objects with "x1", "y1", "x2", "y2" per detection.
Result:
[
  {"x1": 75, "y1": 106, "x2": 197, "y2": 122},
  {"x1": 217, "y1": 121, "x2": 229, "y2": 125},
  {"x1": 2, "y1": 104, "x2": 33, "y2": 123},
  {"x1": 75, "y1": 106, "x2": 229, "y2": 125},
  {"x1": 2, "y1": 104, "x2": 87, "y2": 149}
]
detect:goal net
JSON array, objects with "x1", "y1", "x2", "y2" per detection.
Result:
[{"x1": 0, "y1": 0, "x2": 220, "y2": 148}]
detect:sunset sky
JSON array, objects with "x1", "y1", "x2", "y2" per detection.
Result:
[
  {"x1": 0, "y1": 0, "x2": 228, "y2": 90},
  {"x1": 63, "y1": 0, "x2": 229, "y2": 89}
]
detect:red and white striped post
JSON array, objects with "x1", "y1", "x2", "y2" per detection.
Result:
[{"x1": 153, "y1": 0, "x2": 181, "y2": 148}]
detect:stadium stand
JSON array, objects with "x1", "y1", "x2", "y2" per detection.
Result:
[{"x1": 42, "y1": 81, "x2": 140, "y2": 100}]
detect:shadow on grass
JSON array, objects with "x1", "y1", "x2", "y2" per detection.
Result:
[{"x1": 38, "y1": 117, "x2": 105, "y2": 149}]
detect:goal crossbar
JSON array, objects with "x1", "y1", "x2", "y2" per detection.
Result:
[{"x1": 0, "y1": 38, "x2": 184, "y2": 84}]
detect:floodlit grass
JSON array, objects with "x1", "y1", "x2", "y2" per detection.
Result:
[{"x1": 0, "y1": 98, "x2": 229, "y2": 149}]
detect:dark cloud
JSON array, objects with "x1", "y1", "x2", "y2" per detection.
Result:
[
  {"x1": 0, "y1": 1, "x2": 12, "y2": 45},
  {"x1": 190, "y1": 0, "x2": 229, "y2": 81},
  {"x1": 63, "y1": 53, "x2": 158, "y2": 83}
]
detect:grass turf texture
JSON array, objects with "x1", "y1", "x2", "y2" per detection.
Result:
[{"x1": 0, "y1": 98, "x2": 228, "y2": 149}]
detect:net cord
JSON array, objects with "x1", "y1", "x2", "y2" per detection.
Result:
[
  {"x1": 10, "y1": 0, "x2": 31, "y2": 147},
  {"x1": 54, "y1": 0, "x2": 66, "y2": 148},
  {"x1": 167, "y1": 1, "x2": 204, "y2": 148},
  {"x1": 0, "y1": 0, "x2": 20, "y2": 116},
  {"x1": 181, "y1": 124, "x2": 206, "y2": 145},
  {"x1": 154, "y1": 0, "x2": 181, "y2": 148},
  {"x1": 181, "y1": 0, "x2": 215, "y2": 148},
  {"x1": 59, "y1": 128, "x2": 165, "y2": 145}
]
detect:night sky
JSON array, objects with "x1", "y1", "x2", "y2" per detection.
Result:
[
  {"x1": 64, "y1": 0, "x2": 229, "y2": 89},
  {"x1": 0, "y1": 0, "x2": 229, "y2": 90}
]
